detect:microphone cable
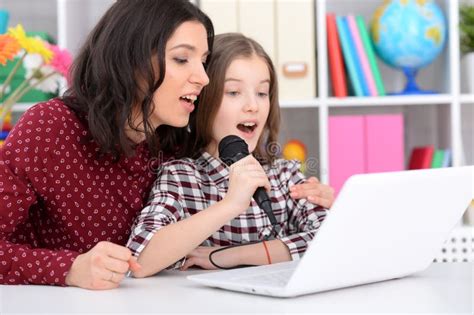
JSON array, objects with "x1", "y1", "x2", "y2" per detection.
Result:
[{"x1": 208, "y1": 224, "x2": 279, "y2": 270}]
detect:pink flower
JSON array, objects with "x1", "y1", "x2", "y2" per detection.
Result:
[{"x1": 47, "y1": 43, "x2": 72, "y2": 79}]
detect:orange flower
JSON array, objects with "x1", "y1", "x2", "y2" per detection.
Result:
[{"x1": 0, "y1": 34, "x2": 21, "y2": 66}]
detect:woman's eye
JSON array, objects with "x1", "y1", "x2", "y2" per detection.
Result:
[
  {"x1": 258, "y1": 92, "x2": 269, "y2": 97},
  {"x1": 173, "y1": 58, "x2": 188, "y2": 64}
]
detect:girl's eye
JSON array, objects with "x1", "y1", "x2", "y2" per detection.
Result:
[
  {"x1": 174, "y1": 58, "x2": 188, "y2": 64},
  {"x1": 258, "y1": 92, "x2": 269, "y2": 97},
  {"x1": 226, "y1": 91, "x2": 239, "y2": 96}
]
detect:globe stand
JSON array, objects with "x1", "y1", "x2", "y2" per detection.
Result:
[{"x1": 390, "y1": 67, "x2": 437, "y2": 95}]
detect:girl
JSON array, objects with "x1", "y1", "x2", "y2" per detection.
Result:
[{"x1": 128, "y1": 33, "x2": 332, "y2": 277}]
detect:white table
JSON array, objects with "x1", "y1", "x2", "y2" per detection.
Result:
[{"x1": 0, "y1": 263, "x2": 472, "y2": 314}]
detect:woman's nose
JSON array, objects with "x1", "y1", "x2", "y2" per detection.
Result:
[{"x1": 190, "y1": 63, "x2": 209, "y2": 87}]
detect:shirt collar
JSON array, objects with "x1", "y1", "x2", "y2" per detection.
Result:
[{"x1": 196, "y1": 151, "x2": 229, "y2": 186}]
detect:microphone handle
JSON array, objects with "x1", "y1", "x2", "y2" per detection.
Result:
[{"x1": 254, "y1": 188, "x2": 278, "y2": 226}]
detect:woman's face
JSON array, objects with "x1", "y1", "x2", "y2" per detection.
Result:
[
  {"x1": 150, "y1": 21, "x2": 210, "y2": 129},
  {"x1": 208, "y1": 55, "x2": 271, "y2": 155}
]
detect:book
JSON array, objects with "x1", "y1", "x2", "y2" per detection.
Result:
[
  {"x1": 441, "y1": 149, "x2": 452, "y2": 167},
  {"x1": 341, "y1": 16, "x2": 368, "y2": 96},
  {"x1": 347, "y1": 15, "x2": 377, "y2": 96},
  {"x1": 326, "y1": 14, "x2": 348, "y2": 97},
  {"x1": 336, "y1": 15, "x2": 363, "y2": 97},
  {"x1": 356, "y1": 15, "x2": 386, "y2": 96},
  {"x1": 408, "y1": 146, "x2": 435, "y2": 169},
  {"x1": 431, "y1": 149, "x2": 445, "y2": 168}
]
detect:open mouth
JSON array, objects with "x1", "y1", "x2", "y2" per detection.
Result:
[
  {"x1": 237, "y1": 122, "x2": 257, "y2": 134},
  {"x1": 180, "y1": 95, "x2": 197, "y2": 104}
]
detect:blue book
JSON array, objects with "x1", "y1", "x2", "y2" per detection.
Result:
[
  {"x1": 441, "y1": 149, "x2": 451, "y2": 167},
  {"x1": 336, "y1": 16, "x2": 363, "y2": 97},
  {"x1": 342, "y1": 16, "x2": 369, "y2": 96}
]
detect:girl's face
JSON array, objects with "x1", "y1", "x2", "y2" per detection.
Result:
[
  {"x1": 208, "y1": 55, "x2": 271, "y2": 155},
  {"x1": 147, "y1": 21, "x2": 210, "y2": 130}
]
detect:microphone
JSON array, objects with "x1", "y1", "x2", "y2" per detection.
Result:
[{"x1": 218, "y1": 135, "x2": 278, "y2": 228}]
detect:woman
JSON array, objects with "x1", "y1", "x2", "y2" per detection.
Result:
[{"x1": 0, "y1": 0, "x2": 212, "y2": 289}]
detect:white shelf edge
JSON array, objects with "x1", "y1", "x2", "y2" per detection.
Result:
[
  {"x1": 460, "y1": 94, "x2": 474, "y2": 104},
  {"x1": 12, "y1": 103, "x2": 36, "y2": 112},
  {"x1": 327, "y1": 94, "x2": 453, "y2": 107},
  {"x1": 13, "y1": 94, "x2": 462, "y2": 112},
  {"x1": 279, "y1": 99, "x2": 320, "y2": 108}
]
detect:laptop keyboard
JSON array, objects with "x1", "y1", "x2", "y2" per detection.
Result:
[{"x1": 231, "y1": 269, "x2": 294, "y2": 287}]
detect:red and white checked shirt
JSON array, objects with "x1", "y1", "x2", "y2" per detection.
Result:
[{"x1": 127, "y1": 151, "x2": 327, "y2": 267}]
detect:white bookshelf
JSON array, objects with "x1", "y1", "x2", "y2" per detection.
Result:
[
  {"x1": 310, "y1": 0, "x2": 473, "y2": 183},
  {"x1": 11, "y1": 0, "x2": 474, "y2": 184}
]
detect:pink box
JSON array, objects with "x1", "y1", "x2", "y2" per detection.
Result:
[
  {"x1": 329, "y1": 116, "x2": 366, "y2": 195},
  {"x1": 365, "y1": 115, "x2": 404, "y2": 173},
  {"x1": 329, "y1": 114, "x2": 404, "y2": 195}
]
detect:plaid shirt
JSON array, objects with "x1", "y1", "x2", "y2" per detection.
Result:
[{"x1": 127, "y1": 152, "x2": 327, "y2": 268}]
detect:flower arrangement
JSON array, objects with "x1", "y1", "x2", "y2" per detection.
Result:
[
  {"x1": 0, "y1": 24, "x2": 72, "y2": 133},
  {"x1": 460, "y1": 4, "x2": 474, "y2": 54}
]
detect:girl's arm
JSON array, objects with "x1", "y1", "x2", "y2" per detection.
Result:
[
  {"x1": 180, "y1": 240, "x2": 291, "y2": 270},
  {"x1": 180, "y1": 160, "x2": 328, "y2": 271},
  {"x1": 130, "y1": 155, "x2": 271, "y2": 278},
  {"x1": 132, "y1": 198, "x2": 238, "y2": 277}
]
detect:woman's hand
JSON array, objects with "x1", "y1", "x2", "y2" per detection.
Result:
[
  {"x1": 290, "y1": 177, "x2": 335, "y2": 209},
  {"x1": 224, "y1": 155, "x2": 271, "y2": 215},
  {"x1": 65, "y1": 241, "x2": 142, "y2": 290},
  {"x1": 180, "y1": 246, "x2": 235, "y2": 270}
]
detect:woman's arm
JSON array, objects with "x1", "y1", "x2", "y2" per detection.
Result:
[
  {"x1": 130, "y1": 155, "x2": 271, "y2": 278},
  {"x1": 290, "y1": 177, "x2": 335, "y2": 209},
  {"x1": 0, "y1": 105, "x2": 139, "y2": 289},
  {"x1": 0, "y1": 109, "x2": 78, "y2": 286}
]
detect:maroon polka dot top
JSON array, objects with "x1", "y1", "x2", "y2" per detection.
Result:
[{"x1": 0, "y1": 99, "x2": 159, "y2": 285}]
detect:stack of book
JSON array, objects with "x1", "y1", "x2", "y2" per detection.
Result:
[
  {"x1": 326, "y1": 13, "x2": 386, "y2": 97},
  {"x1": 408, "y1": 146, "x2": 452, "y2": 169}
]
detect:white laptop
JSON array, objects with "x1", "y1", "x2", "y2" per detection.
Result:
[{"x1": 188, "y1": 167, "x2": 473, "y2": 297}]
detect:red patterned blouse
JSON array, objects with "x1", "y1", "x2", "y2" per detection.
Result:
[{"x1": 0, "y1": 99, "x2": 158, "y2": 286}]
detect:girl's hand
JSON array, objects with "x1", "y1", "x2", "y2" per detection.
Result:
[
  {"x1": 224, "y1": 155, "x2": 271, "y2": 215},
  {"x1": 180, "y1": 246, "x2": 229, "y2": 270},
  {"x1": 65, "y1": 241, "x2": 142, "y2": 289},
  {"x1": 290, "y1": 177, "x2": 335, "y2": 209}
]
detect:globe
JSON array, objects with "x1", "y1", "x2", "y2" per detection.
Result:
[{"x1": 371, "y1": 0, "x2": 447, "y2": 94}]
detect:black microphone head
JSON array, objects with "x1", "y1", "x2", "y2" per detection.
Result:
[{"x1": 218, "y1": 135, "x2": 250, "y2": 166}]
